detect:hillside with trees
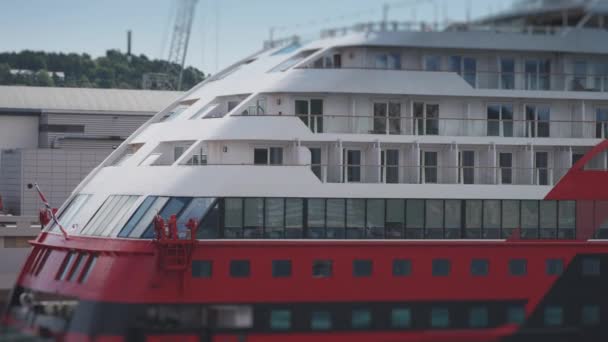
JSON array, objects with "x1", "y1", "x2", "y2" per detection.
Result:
[{"x1": 0, "y1": 50, "x2": 206, "y2": 90}]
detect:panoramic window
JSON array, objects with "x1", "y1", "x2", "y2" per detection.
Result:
[
  {"x1": 270, "y1": 49, "x2": 319, "y2": 72},
  {"x1": 49, "y1": 194, "x2": 93, "y2": 233},
  {"x1": 81, "y1": 195, "x2": 140, "y2": 236},
  {"x1": 159, "y1": 99, "x2": 198, "y2": 121}
]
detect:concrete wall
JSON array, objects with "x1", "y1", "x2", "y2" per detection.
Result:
[{"x1": 0, "y1": 115, "x2": 39, "y2": 150}]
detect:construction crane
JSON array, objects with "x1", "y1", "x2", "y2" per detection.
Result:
[{"x1": 166, "y1": 0, "x2": 199, "y2": 90}]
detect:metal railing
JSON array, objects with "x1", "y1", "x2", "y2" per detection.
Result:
[{"x1": 234, "y1": 114, "x2": 608, "y2": 139}]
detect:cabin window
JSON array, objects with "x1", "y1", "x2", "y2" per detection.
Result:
[
  {"x1": 545, "y1": 259, "x2": 563, "y2": 276},
  {"x1": 313, "y1": 260, "x2": 332, "y2": 278},
  {"x1": 346, "y1": 199, "x2": 365, "y2": 239},
  {"x1": 509, "y1": 259, "x2": 527, "y2": 276},
  {"x1": 544, "y1": 306, "x2": 563, "y2": 326},
  {"x1": 483, "y1": 200, "x2": 501, "y2": 238},
  {"x1": 142, "y1": 197, "x2": 191, "y2": 238},
  {"x1": 424, "y1": 56, "x2": 441, "y2": 71},
  {"x1": 177, "y1": 198, "x2": 215, "y2": 236},
  {"x1": 224, "y1": 198, "x2": 243, "y2": 238},
  {"x1": 391, "y1": 308, "x2": 412, "y2": 328},
  {"x1": 272, "y1": 260, "x2": 292, "y2": 278},
  {"x1": 326, "y1": 199, "x2": 345, "y2": 238},
  {"x1": 432, "y1": 259, "x2": 450, "y2": 277},
  {"x1": 254, "y1": 147, "x2": 283, "y2": 165},
  {"x1": 230, "y1": 260, "x2": 250, "y2": 278},
  {"x1": 307, "y1": 199, "x2": 326, "y2": 238},
  {"x1": 285, "y1": 199, "x2": 304, "y2": 238},
  {"x1": 82, "y1": 195, "x2": 140, "y2": 237},
  {"x1": 79, "y1": 254, "x2": 98, "y2": 283},
  {"x1": 582, "y1": 257, "x2": 600, "y2": 276},
  {"x1": 558, "y1": 201, "x2": 576, "y2": 239},
  {"x1": 425, "y1": 200, "x2": 443, "y2": 239},
  {"x1": 243, "y1": 198, "x2": 263, "y2": 238},
  {"x1": 507, "y1": 305, "x2": 526, "y2": 325},
  {"x1": 431, "y1": 307, "x2": 450, "y2": 328},
  {"x1": 270, "y1": 49, "x2": 319, "y2": 72},
  {"x1": 353, "y1": 259, "x2": 372, "y2": 277},
  {"x1": 540, "y1": 201, "x2": 558, "y2": 239},
  {"x1": 471, "y1": 259, "x2": 489, "y2": 276},
  {"x1": 406, "y1": 199, "x2": 424, "y2": 238},
  {"x1": 386, "y1": 199, "x2": 405, "y2": 238},
  {"x1": 270, "y1": 310, "x2": 291, "y2": 330},
  {"x1": 502, "y1": 200, "x2": 520, "y2": 238},
  {"x1": 521, "y1": 200, "x2": 539, "y2": 239},
  {"x1": 393, "y1": 259, "x2": 411, "y2": 277},
  {"x1": 444, "y1": 199, "x2": 462, "y2": 239},
  {"x1": 192, "y1": 260, "x2": 212, "y2": 278},
  {"x1": 199, "y1": 200, "x2": 221, "y2": 239},
  {"x1": 469, "y1": 307, "x2": 488, "y2": 328},
  {"x1": 487, "y1": 104, "x2": 514, "y2": 137},
  {"x1": 311, "y1": 311, "x2": 332, "y2": 330},
  {"x1": 56, "y1": 252, "x2": 76, "y2": 281},
  {"x1": 351, "y1": 309, "x2": 371, "y2": 329},
  {"x1": 265, "y1": 198, "x2": 285, "y2": 238},
  {"x1": 366, "y1": 199, "x2": 385, "y2": 238},
  {"x1": 582, "y1": 305, "x2": 600, "y2": 326},
  {"x1": 465, "y1": 200, "x2": 482, "y2": 238},
  {"x1": 49, "y1": 194, "x2": 92, "y2": 234},
  {"x1": 67, "y1": 253, "x2": 88, "y2": 282}
]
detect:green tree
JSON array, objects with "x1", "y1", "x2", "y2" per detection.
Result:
[{"x1": 35, "y1": 70, "x2": 54, "y2": 86}]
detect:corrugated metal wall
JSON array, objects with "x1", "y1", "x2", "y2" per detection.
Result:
[{"x1": 0, "y1": 150, "x2": 22, "y2": 215}]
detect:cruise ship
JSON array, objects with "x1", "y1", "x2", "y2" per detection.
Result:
[{"x1": 4, "y1": 0, "x2": 608, "y2": 341}]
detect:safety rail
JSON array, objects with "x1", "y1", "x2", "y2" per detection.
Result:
[{"x1": 232, "y1": 114, "x2": 608, "y2": 139}]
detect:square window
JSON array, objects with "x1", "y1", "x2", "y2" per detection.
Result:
[
  {"x1": 392, "y1": 259, "x2": 411, "y2": 277},
  {"x1": 230, "y1": 260, "x2": 250, "y2": 278},
  {"x1": 431, "y1": 308, "x2": 450, "y2": 328},
  {"x1": 582, "y1": 305, "x2": 600, "y2": 326},
  {"x1": 471, "y1": 259, "x2": 489, "y2": 276},
  {"x1": 509, "y1": 259, "x2": 527, "y2": 276},
  {"x1": 351, "y1": 309, "x2": 371, "y2": 329},
  {"x1": 353, "y1": 259, "x2": 373, "y2": 277},
  {"x1": 311, "y1": 311, "x2": 332, "y2": 330},
  {"x1": 469, "y1": 307, "x2": 488, "y2": 328},
  {"x1": 544, "y1": 306, "x2": 563, "y2": 326},
  {"x1": 391, "y1": 308, "x2": 411, "y2": 328},
  {"x1": 507, "y1": 305, "x2": 526, "y2": 325},
  {"x1": 432, "y1": 259, "x2": 450, "y2": 276},
  {"x1": 192, "y1": 260, "x2": 212, "y2": 278},
  {"x1": 313, "y1": 260, "x2": 332, "y2": 278},
  {"x1": 582, "y1": 257, "x2": 600, "y2": 276},
  {"x1": 272, "y1": 260, "x2": 291, "y2": 278},
  {"x1": 253, "y1": 148, "x2": 268, "y2": 165},
  {"x1": 545, "y1": 259, "x2": 563, "y2": 276},
  {"x1": 270, "y1": 310, "x2": 291, "y2": 330}
]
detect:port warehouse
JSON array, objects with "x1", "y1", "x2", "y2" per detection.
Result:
[{"x1": 0, "y1": 85, "x2": 181, "y2": 301}]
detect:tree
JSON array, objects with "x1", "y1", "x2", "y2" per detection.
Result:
[
  {"x1": 36, "y1": 70, "x2": 54, "y2": 86},
  {"x1": 0, "y1": 63, "x2": 11, "y2": 84}
]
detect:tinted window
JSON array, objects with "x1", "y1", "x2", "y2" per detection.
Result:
[
  {"x1": 313, "y1": 260, "x2": 332, "y2": 278},
  {"x1": 469, "y1": 307, "x2": 488, "y2": 327},
  {"x1": 471, "y1": 259, "x2": 489, "y2": 276},
  {"x1": 545, "y1": 259, "x2": 563, "y2": 276},
  {"x1": 431, "y1": 308, "x2": 450, "y2": 328},
  {"x1": 270, "y1": 310, "x2": 291, "y2": 330},
  {"x1": 393, "y1": 259, "x2": 411, "y2": 277},
  {"x1": 353, "y1": 259, "x2": 373, "y2": 277},
  {"x1": 272, "y1": 260, "x2": 292, "y2": 278},
  {"x1": 118, "y1": 196, "x2": 157, "y2": 237},
  {"x1": 507, "y1": 305, "x2": 526, "y2": 325},
  {"x1": 432, "y1": 259, "x2": 450, "y2": 276},
  {"x1": 230, "y1": 260, "x2": 250, "y2": 278},
  {"x1": 391, "y1": 308, "x2": 412, "y2": 328},
  {"x1": 544, "y1": 306, "x2": 563, "y2": 326},
  {"x1": 352, "y1": 309, "x2": 371, "y2": 328},
  {"x1": 582, "y1": 305, "x2": 600, "y2": 326},
  {"x1": 192, "y1": 260, "x2": 212, "y2": 278},
  {"x1": 311, "y1": 311, "x2": 332, "y2": 330},
  {"x1": 509, "y1": 259, "x2": 527, "y2": 276},
  {"x1": 582, "y1": 257, "x2": 600, "y2": 276}
]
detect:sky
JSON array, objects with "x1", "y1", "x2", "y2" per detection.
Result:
[{"x1": 0, "y1": 0, "x2": 515, "y2": 74}]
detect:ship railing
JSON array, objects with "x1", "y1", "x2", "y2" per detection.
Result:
[
  {"x1": 233, "y1": 114, "x2": 608, "y2": 139},
  {"x1": 313, "y1": 165, "x2": 571, "y2": 186},
  {"x1": 297, "y1": 65, "x2": 608, "y2": 93}
]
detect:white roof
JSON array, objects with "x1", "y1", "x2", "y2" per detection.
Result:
[{"x1": 0, "y1": 86, "x2": 182, "y2": 114}]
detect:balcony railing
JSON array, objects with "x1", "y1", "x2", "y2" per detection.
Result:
[
  {"x1": 299, "y1": 66, "x2": 608, "y2": 93},
  {"x1": 235, "y1": 114, "x2": 608, "y2": 139}
]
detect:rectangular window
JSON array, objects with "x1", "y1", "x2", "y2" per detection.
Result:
[
  {"x1": 507, "y1": 305, "x2": 526, "y2": 325},
  {"x1": 535, "y1": 151, "x2": 550, "y2": 185},
  {"x1": 483, "y1": 200, "x2": 501, "y2": 238},
  {"x1": 540, "y1": 201, "x2": 557, "y2": 239},
  {"x1": 413, "y1": 103, "x2": 440, "y2": 136},
  {"x1": 307, "y1": 198, "x2": 325, "y2": 238},
  {"x1": 265, "y1": 198, "x2": 284, "y2": 238},
  {"x1": 544, "y1": 306, "x2": 563, "y2": 326},
  {"x1": 310, "y1": 148, "x2": 322, "y2": 180},
  {"x1": 270, "y1": 310, "x2": 291, "y2": 330},
  {"x1": 558, "y1": 200, "x2": 576, "y2": 239},
  {"x1": 509, "y1": 259, "x2": 527, "y2": 276},
  {"x1": 295, "y1": 98, "x2": 323, "y2": 133},
  {"x1": 525, "y1": 59, "x2": 550, "y2": 90},
  {"x1": 311, "y1": 311, "x2": 332, "y2": 330},
  {"x1": 272, "y1": 260, "x2": 292, "y2": 278},
  {"x1": 351, "y1": 309, "x2": 372, "y2": 329},
  {"x1": 424, "y1": 56, "x2": 441, "y2": 71},
  {"x1": 425, "y1": 199, "x2": 443, "y2": 238},
  {"x1": 502, "y1": 200, "x2": 520, "y2": 238},
  {"x1": 471, "y1": 259, "x2": 489, "y2": 276},
  {"x1": 386, "y1": 199, "x2": 405, "y2": 238},
  {"x1": 254, "y1": 148, "x2": 282, "y2": 165},
  {"x1": 56, "y1": 251, "x2": 76, "y2": 281},
  {"x1": 393, "y1": 259, "x2": 412, "y2": 277},
  {"x1": 582, "y1": 257, "x2": 600, "y2": 276},
  {"x1": 344, "y1": 149, "x2": 361, "y2": 182},
  {"x1": 469, "y1": 307, "x2": 488, "y2": 328},
  {"x1": 582, "y1": 305, "x2": 600, "y2": 326},
  {"x1": 487, "y1": 104, "x2": 514, "y2": 137},
  {"x1": 406, "y1": 199, "x2": 424, "y2": 239},
  {"x1": 465, "y1": 200, "x2": 482, "y2": 238},
  {"x1": 500, "y1": 58, "x2": 515, "y2": 89},
  {"x1": 459, "y1": 151, "x2": 475, "y2": 184},
  {"x1": 285, "y1": 198, "x2": 304, "y2": 238},
  {"x1": 67, "y1": 253, "x2": 87, "y2": 282},
  {"x1": 444, "y1": 200, "x2": 462, "y2": 239},
  {"x1": 366, "y1": 199, "x2": 385, "y2": 238},
  {"x1": 421, "y1": 151, "x2": 438, "y2": 183},
  {"x1": 224, "y1": 198, "x2": 243, "y2": 237},
  {"x1": 382, "y1": 149, "x2": 400, "y2": 182},
  {"x1": 346, "y1": 199, "x2": 365, "y2": 239},
  {"x1": 230, "y1": 260, "x2": 250, "y2": 278},
  {"x1": 353, "y1": 259, "x2": 373, "y2": 277},
  {"x1": 431, "y1": 307, "x2": 450, "y2": 328},
  {"x1": 521, "y1": 200, "x2": 539, "y2": 239},
  {"x1": 596, "y1": 108, "x2": 608, "y2": 138},
  {"x1": 243, "y1": 198, "x2": 263, "y2": 238},
  {"x1": 526, "y1": 105, "x2": 551, "y2": 138},
  {"x1": 313, "y1": 260, "x2": 332, "y2": 278},
  {"x1": 499, "y1": 153, "x2": 513, "y2": 184},
  {"x1": 142, "y1": 197, "x2": 191, "y2": 239},
  {"x1": 79, "y1": 254, "x2": 97, "y2": 283},
  {"x1": 391, "y1": 308, "x2": 412, "y2": 328},
  {"x1": 432, "y1": 259, "x2": 450, "y2": 277},
  {"x1": 192, "y1": 260, "x2": 212, "y2": 278},
  {"x1": 545, "y1": 259, "x2": 563, "y2": 276}
]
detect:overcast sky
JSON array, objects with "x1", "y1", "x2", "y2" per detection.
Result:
[{"x1": 1, "y1": 0, "x2": 515, "y2": 74}]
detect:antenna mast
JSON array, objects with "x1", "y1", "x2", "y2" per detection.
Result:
[{"x1": 166, "y1": 0, "x2": 199, "y2": 90}]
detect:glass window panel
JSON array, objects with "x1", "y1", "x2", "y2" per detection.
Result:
[
  {"x1": 386, "y1": 199, "x2": 405, "y2": 226},
  {"x1": 509, "y1": 259, "x2": 527, "y2": 276},
  {"x1": 270, "y1": 310, "x2": 291, "y2": 330},
  {"x1": 177, "y1": 197, "x2": 215, "y2": 234},
  {"x1": 103, "y1": 195, "x2": 140, "y2": 237},
  {"x1": 540, "y1": 201, "x2": 557, "y2": 229},
  {"x1": 82, "y1": 195, "x2": 118, "y2": 235},
  {"x1": 431, "y1": 308, "x2": 450, "y2": 328},
  {"x1": 253, "y1": 148, "x2": 268, "y2": 164},
  {"x1": 469, "y1": 307, "x2": 488, "y2": 328},
  {"x1": 192, "y1": 260, "x2": 212, "y2": 278},
  {"x1": 391, "y1": 308, "x2": 412, "y2": 328},
  {"x1": 243, "y1": 198, "x2": 264, "y2": 227},
  {"x1": 142, "y1": 197, "x2": 191, "y2": 238},
  {"x1": 393, "y1": 259, "x2": 411, "y2": 277},
  {"x1": 346, "y1": 199, "x2": 365, "y2": 228},
  {"x1": 230, "y1": 260, "x2": 250, "y2": 277},
  {"x1": 366, "y1": 199, "x2": 384, "y2": 228},
  {"x1": 311, "y1": 311, "x2": 332, "y2": 330},
  {"x1": 508, "y1": 305, "x2": 525, "y2": 325},
  {"x1": 582, "y1": 305, "x2": 600, "y2": 326},
  {"x1": 326, "y1": 199, "x2": 345, "y2": 228},
  {"x1": 433, "y1": 259, "x2": 451, "y2": 276},
  {"x1": 406, "y1": 200, "x2": 424, "y2": 228},
  {"x1": 425, "y1": 56, "x2": 441, "y2": 71},
  {"x1": 119, "y1": 196, "x2": 157, "y2": 237},
  {"x1": 444, "y1": 200, "x2": 462, "y2": 229},
  {"x1": 465, "y1": 200, "x2": 482, "y2": 228},
  {"x1": 353, "y1": 259, "x2": 372, "y2": 277},
  {"x1": 544, "y1": 306, "x2": 563, "y2": 326},
  {"x1": 558, "y1": 201, "x2": 575, "y2": 229},
  {"x1": 307, "y1": 199, "x2": 325, "y2": 228},
  {"x1": 351, "y1": 309, "x2": 371, "y2": 329},
  {"x1": 285, "y1": 198, "x2": 303, "y2": 229},
  {"x1": 312, "y1": 260, "x2": 332, "y2": 278},
  {"x1": 545, "y1": 258, "x2": 563, "y2": 276},
  {"x1": 425, "y1": 200, "x2": 443, "y2": 228},
  {"x1": 198, "y1": 201, "x2": 220, "y2": 239},
  {"x1": 471, "y1": 259, "x2": 489, "y2": 276},
  {"x1": 483, "y1": 200, "x2": 501, "y2": 229},
  {"x1": 129, "y1": 197, "x2": 170, "y2": 238},
  {"x1": 265, "y1": 198, "x2": 284, "y2": 228},
  {"x1": 272, "y1": 260, "x2": 291, "y2": 278},
  {"x1": 224, "y1": 198, "x2": 243, "y2": 228},
  {"x1": 521, "y1": 201, "x2": 539, "y2": 229},
  {"x1": 502, "y1": 200, "x2": 520, "y2": 228},
  {"x1": 269, "y1": 147, "x2": 283, "y2": 165},
  {"x1": 51, "y1": 194, "x2": 92, "y2": 233},
  {"x1": 582, "y1": 257, "x2": 600, "y2": 276}
]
